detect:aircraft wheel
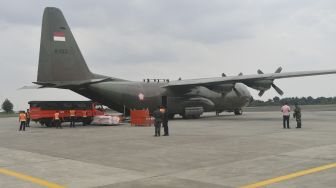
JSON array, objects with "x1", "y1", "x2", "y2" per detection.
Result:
[
  {"x1": 234, "y1": 109, "x2": 242, "y2": 115},
  {"x1": 181, "y1": 114, "x2": 200, "y2": 119},
  {"x1": 192, "y1": 115, "x2": 200, "y2": 119},
  {"x1": 182, "y1": 115, "x2": 191, "y2": 119},
  {"x1": 45, "y1": 122, "x2": 52, "y2": 127}
]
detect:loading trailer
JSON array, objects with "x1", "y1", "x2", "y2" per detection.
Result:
[{"x1": 28, "y1": 101, "x2": 105, "y2": 127}]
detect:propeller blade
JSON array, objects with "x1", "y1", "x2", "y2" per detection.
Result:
[
  {"x1": 233, "y1": 84, "x2": 241, "y2": 96},
  {"x1": 233, "y1": 88, "x2": 241, "y2": 96},
  {"x1": 258, "y1": 90, "x2": 265, "y2": 97},
  {"x1": 275, "y1": 67, "x2": 282, "y2": 73},
  {"x1": 271, "y1": 83, "x2": 284, "y2": 95},
  {"x1": 257, "y1": 69, "x2": 264, "y2": 74}
]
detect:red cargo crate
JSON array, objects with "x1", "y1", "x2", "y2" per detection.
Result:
[{"x1": 130, "y1": 109, "x2": 153, "y2": 126}]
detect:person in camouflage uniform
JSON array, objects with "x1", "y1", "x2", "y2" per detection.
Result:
[
  {"x1": 293, "y1": 102, "x2": 302, "y2": 128},
  {"x1": 152, "y1": 106, "x2": 164, "y2": 136}
]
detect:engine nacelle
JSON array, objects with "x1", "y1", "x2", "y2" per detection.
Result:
[
  {"x1": 208, "y1": 83, "x2": 235, "y2": 94},
  {"x1": 244, "y1": 80, "x2": 273, "y2": 91},
  {"x1": 186, "y1": 86, "x2": 221, "y2": 98}
]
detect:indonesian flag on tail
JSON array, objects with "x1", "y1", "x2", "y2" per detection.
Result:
[{"x1": 53, "y1": 32, "x2": 65, "y2": 41}]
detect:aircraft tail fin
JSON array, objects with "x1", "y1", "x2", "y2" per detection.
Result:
[{"x1": 37, "y1": 7, "x2": 106, "y2": 83}]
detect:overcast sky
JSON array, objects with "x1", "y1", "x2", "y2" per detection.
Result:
[{"x1": 1, "y1": 0, "x2": 336, "y2": 110}]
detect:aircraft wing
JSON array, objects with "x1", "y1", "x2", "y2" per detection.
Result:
[
  {"x1": 163, "y1": 69, "x2": 336, "y2": 96},
  {"x1": 19, "y1": 85, "x2": 44, "y2": 89}
]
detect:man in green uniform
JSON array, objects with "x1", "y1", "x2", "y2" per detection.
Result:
[
  {"x1": 26, "y1": 109, "x2": 30, "y2": 127},
  {"x1": 162, "y1": 106, "x2": 169, "y2": 136},
  {"x1": 152, "y1": 106, "x2": 164, "y2": 137},
  {"x1": 293, "y1": 102, "x2": 302, "y2": 128}
]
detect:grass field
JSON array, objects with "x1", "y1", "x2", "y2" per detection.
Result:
[{"x1": 0, "y1": 112, "x2": 18, "y2": 118}]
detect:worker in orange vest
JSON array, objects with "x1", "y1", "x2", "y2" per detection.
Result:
[
  {"x1": 69, "y1": 109, "x2": 76, "y2": 127},
  {"x1": 54, "y1": 111, "x2": 62, "y2": 128},
  {"x1": 19, "y1": 111, "x2": 27, "y2": 131}
]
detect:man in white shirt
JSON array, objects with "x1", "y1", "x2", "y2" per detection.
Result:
[{"x1": 281, "y1": 102, "x2": 291, "y2": 129}]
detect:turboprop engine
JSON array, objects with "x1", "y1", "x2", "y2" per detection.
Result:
[{"x1": 244, "y1": 67, "x2": 284, "y2": 96}]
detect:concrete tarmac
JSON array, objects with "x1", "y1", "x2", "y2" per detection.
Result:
[{"x1": 0, "y1": 110, "x2": 335, "y2": 187}]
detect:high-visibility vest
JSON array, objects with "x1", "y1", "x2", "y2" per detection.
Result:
[
  {"x1": 70, "y1": 110, "x2": 76, "y2": 117},
  {"x1": 54, "y1": 112, "x2": 60, "y2": 120},
  {"x1": 19, "y1": 113, "x2": 26, "y2": 122}
]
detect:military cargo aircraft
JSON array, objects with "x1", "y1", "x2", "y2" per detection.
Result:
[{"x1": 34, "y1": 7, "x2": 336, "y2": 118}]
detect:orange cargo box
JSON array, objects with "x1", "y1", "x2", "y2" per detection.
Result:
[{"x1": 130, "y1": 109, "x2": 153, "y2": 126}]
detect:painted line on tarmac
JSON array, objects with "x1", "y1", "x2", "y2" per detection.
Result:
[
  {"x1": 240, "y1": 162, "x2": 336, "y2": 188},
  {"x1": 0, "y1": 167, "x2": 66, "y2": 188}
]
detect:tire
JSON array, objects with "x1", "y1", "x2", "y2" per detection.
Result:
[
  {"x1": 84, "y1": 117, "x2": 94, "y2": 126},
  {"x1": 234, "y1": 109, "x2": 242, "y2": 115},
  {"x1": 45, "y1": 122, "x2": 52, "y2": 127},
  {"x1": 192, "y1": 115, "x2": 200, "y2": 119},
  {"x1": 86, "y1": 118, "x2": 93, "y2": 125}
]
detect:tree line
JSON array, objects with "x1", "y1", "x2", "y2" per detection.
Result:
[{"x1": 249, "y1": 96, "x2": 336, "y2": 106}]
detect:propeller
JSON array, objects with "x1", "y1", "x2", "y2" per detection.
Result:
[
  {"x1": 275, "y1": 66, "x2": 282, "y2": 73},
  {"x1": 271, "y1": 67, "x2": 284, "y2": 95},
  {"x1": 271, "y1": 83, "x2": 284, "y2": 96},
  {"x1": 233, "y1": 85, "x2": 241, "y2": 96},
  {"x1": 256, "y1": 67, "x2": 284, "y2": 96},
  {"x1": 258, "y1": 90, "x2": 265, "y2": 97}
]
